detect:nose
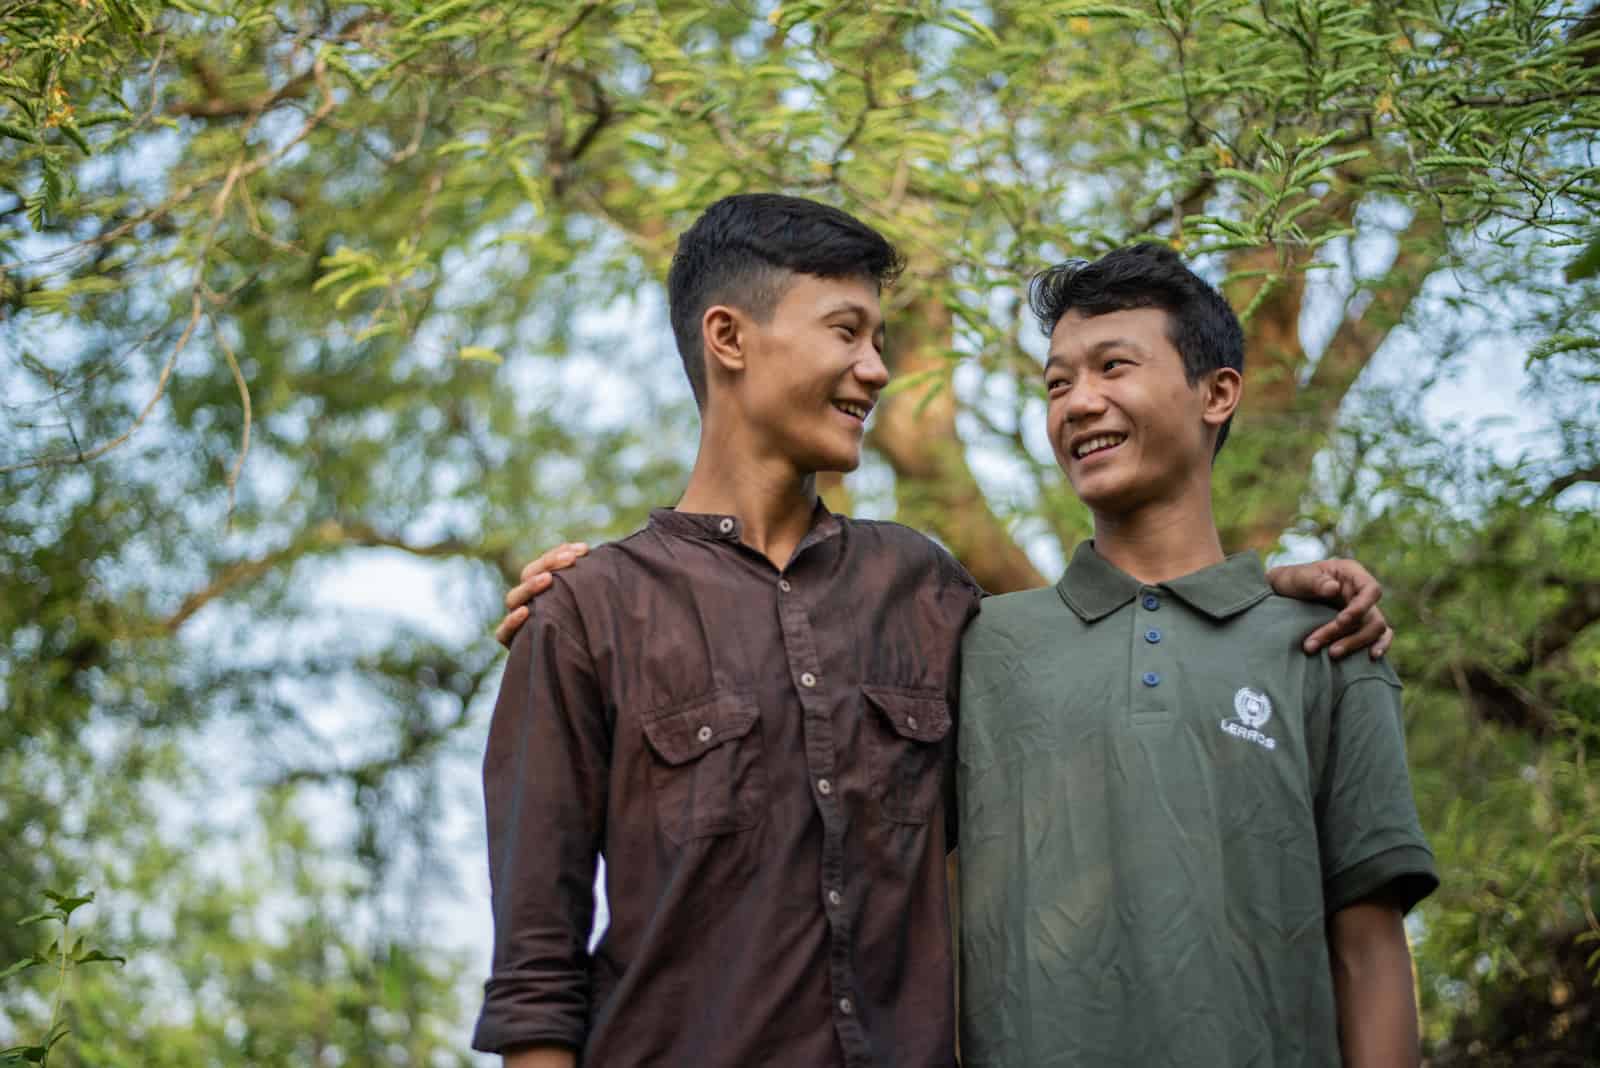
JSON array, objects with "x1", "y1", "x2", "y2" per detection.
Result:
[
  {"x1": 855, "y1": 345, "x2": 889, "y2": 392},
  {"x1": 1063, "y1": 377, "x2": 1106, "y2": 422}
]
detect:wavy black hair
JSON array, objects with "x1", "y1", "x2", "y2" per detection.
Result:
[
  {"x1": 1028, "y1": 243, "x2": 1245, "y2": 454},
  {"x1": 667, "y1": 194, "x2": 903, "y2": 408}
]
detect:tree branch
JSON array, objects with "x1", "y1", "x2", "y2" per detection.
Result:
[
  {"x1": 870, "y1": 288, "x2": 1045, "y2": 594},
  {"x1": 163, "y1": 520, "x2": 519, "y2": 633},
  {"x1": 1449, "y1": 579, "x2": 1600, "y2": 734}
]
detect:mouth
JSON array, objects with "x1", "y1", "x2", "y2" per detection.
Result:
[
  {"x1": 832, "y1": 399, "x2": 872, "y2": 424},
  {"x1": 1070, "y1": 432, "x2": 1127, "y2": 461}
]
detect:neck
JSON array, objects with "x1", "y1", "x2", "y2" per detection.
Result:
[
  {"x1": 1089, "y1": 479, "x2": 1224, "y2": 585},
  {"x1": 677, "y1": 413, "x2": 819, "y2": 569}
]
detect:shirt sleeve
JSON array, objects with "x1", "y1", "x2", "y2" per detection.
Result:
[
  {"x1": 936, "y1": 547, "x2": 985, "y2": 851},
  {"x1": 471, "y1": 591, "x2": 610, "y2": 1054},
  {"x1": 1315, "y1": 671, "x2": 1439, "y2": 915}
]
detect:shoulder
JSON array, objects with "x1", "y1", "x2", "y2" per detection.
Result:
[
  {"x1": 964, "y1": 587, "x2": 1064, "y2": 649},
  {"x1": 841, "y1": 515, "x2": 940, "y2": 557},
  {"x1": 1246, "y1": 595, "x2": 1401, "y2": 691},
  {"x1": 537, "y1": 529, "x2": 654, "y2": 632},
  {"x1": 841, "y1": 517, "x2": 982, "y2": 591}
]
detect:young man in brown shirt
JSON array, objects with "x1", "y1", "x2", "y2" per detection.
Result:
[{"x1": 477, "y1": 194, "x2": 1391, "y2": 1068}]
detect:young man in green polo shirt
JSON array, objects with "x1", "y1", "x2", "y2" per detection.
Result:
[{"x1": 957, "y1": 244, "x2": 1438, "y2": 1067}]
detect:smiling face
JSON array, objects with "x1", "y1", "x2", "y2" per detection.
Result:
[
  {"x1": 708, "y1": 271, "x2": 888, "y2": 475},
  {"x1": 1044, "y1": 306, "x2": 1238, "y2": 517}
]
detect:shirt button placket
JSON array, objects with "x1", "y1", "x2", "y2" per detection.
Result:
[{"x1": 1137, "y1": 590, "x2": 1169, "y2": 716}]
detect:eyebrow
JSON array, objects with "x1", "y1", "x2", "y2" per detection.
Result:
[{"x1": 1043, "y1": 338, "x2": 1147, "y2": 374}]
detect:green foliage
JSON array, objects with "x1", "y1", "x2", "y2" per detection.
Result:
[
  {"x1": 1, "y1": 0, "x2": 1597, "y2": 1058},
  {"x1": 1, "y1": 891, "x2": 123, "y2": 1067}
]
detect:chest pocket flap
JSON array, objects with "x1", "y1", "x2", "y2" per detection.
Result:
[
  {"x1": 641, "y1": 689, "x2": 766, "y2": 843},
  {"x1": 641, "y1": 690, "x2": 760, "y2": 764},
  {"x1": 863, "y1": 685, "x2": 952, "y2": 742},
  {"x1": 863, "y1": 685, "x2": 951, "y2": 824}
]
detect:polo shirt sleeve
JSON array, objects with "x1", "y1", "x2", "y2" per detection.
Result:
[
  {"x1": 472, "y1": 586, "x2": 609, "y2": 1055},
  {"x1": 1315, "y1": 665, "x2": 1439, "y2": 915}
]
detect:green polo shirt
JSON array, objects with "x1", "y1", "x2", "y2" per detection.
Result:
[{"x1": 957, "y1": 542, "x2": 1438, "y2": 1068}]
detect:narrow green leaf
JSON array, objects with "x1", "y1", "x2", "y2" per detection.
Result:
[{"x1": 458, "y1": 345, "x2": 504, "y2": 364}]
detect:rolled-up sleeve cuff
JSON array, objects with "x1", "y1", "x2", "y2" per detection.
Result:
[
  {"x1": 1325, "y1": 843, "x2": 1439, "y2": 916},
  {"x1": 471, "y1": 972, "x2": 588, "y2": 1054}
]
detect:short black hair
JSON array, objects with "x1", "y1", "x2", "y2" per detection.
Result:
[
  {"x1": 667, "y1": 194, "x2": 903, "y2": 408},
  {"x1": 1027, "y1": 243, "x2": 1245, "y2": 454}
]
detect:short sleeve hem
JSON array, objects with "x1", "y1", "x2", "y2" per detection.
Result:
[{"x1": 1325, "y1": 843, "x2": 1439, "y2": 915}]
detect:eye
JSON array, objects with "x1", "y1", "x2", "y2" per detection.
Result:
[
  {"x1": 1103, "y1": 357, "x2": 1131, "y2": 372},
  {"x1": 833, "y1": 324, "x2": 856, "y2": 340},
  {"x1": 1046, "y1": 377, "x2": 1069, "y2": 394}
]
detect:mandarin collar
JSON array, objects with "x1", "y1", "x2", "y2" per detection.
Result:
[
  {"x1": 647, "y1": 499, "x2": 841, "y2": 547},
  {"x1": 1056, "y1": 541, "x2": 1271, "y2": 623}
]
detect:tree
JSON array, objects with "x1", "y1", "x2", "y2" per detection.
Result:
[{"x1": 3, "y1": 0, "x2": 1598, "y2": 1058}]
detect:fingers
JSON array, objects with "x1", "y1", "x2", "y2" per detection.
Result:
[
  {"x1": 1267, "y1": 562, "x2": 1342, "y2": 604},
  {"x1": 519, "y1": 542, "x2": 589, "y2": 583},
  {"x1": 1327, "y1": 609, "x2": 1389, "y2": 660},
  {"x1": 1329, "y1": 562, "x2": 1382, "y2": 630},
  {"x1": 497, "y1": 542, "x2": 590, "y2": 648},
  {"x1": 1372, "y1": 625, "x2": 1394, "y2": 660},
  {"x1": 494, "y1": 605, "x2": 530, "y2": 648},
  {"x1": 503, "y1": 572, "x2": 550, "y2": 613}
]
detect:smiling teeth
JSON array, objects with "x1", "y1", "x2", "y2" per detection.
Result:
[
  {"x1": 836, "y1": 402, "x2": 868, "y2": 420},
  {"x1": 1074, "y1": 434, "x2": 1125, "y2": 458}
]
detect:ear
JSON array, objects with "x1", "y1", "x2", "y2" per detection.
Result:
[
  {"x1": 1200, "y1": 366, "x2": 1242, "y2": 431},
  {"x1": 701, "y1": 304, "x2": 748, "y2": 378}
]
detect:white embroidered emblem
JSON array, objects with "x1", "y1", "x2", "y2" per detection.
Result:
[
  {"x1": 1234, "y1": 687, "x2": 1272, "y2": 729},
  {"x1": 1221, "y1": 687, "x2": 1277, "y2": 750}
]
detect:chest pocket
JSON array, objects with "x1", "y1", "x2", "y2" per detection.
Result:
[
  {"x1": 641, "y1": 689, "x2": 768, "y2": 844},
  {"x1": 863, "y1": 685, "x2": 952, "y2": 824}
]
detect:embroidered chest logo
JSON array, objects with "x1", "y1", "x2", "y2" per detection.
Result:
[{"x1": 1221, "y1": 687, "x2": 1277, "y2": 750}]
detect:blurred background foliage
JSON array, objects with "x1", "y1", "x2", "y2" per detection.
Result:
[{"x1": 1, "y1": 0, "x2": 1597, "y2": 1063}]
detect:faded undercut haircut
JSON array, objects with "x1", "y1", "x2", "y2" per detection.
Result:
[
  {"x1": 667, "y1": 193, "x2": 904, "y2": 408},
  {"x1": 1027, "y1": 243, "x2": 1246, "y2": 455}
]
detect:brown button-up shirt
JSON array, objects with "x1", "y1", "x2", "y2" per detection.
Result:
[{"x1": 472, "y1": 505, "x2": 982, "y2": 1066}]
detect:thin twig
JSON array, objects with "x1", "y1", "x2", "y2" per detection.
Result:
[
  {"x1": 208, "y1": 311, "x2": 252, "y2": 525},
  {"x1": 0, "y1": 290, "x2": 203, "y2": 474}
]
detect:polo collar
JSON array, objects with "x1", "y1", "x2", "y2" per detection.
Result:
[
  {"x1": 1057, "y1": 541, "x2": 1271, "y2": 623},
  {"x1": 648, "y1": 499, "x2": 841, "y2": 549}
]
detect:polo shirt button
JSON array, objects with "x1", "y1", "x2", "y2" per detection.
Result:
[
  {"x1": 718, "y1": 517, "x2": 735, "y2": 534},
  {"x1": 779, "y1": 579, "x2": 792, "y2": 592},
  {"x1": 827, "y1": 889, "x2": 842, "y2": 906},
  {"x1": 906, "y1": 715, "x2": 919, "y2": 731},
  {"x1": 1142, "y1": 671, "x2": 1161, "y2": 687},
  {"x1": 1141, "y1": 593, "x2": 1160, "y2": 611},
  {"x1": 696, "y1": 725, "x2": 713, "y2": 743},
  {"x1": 817, "y1": 778, "x2": 833, "y2": 795},
  {"x1": 838, "y1": 997, "x2": 854, "y2": 1015},
  {"x1": 800, "y1": 672, "x2": 816, "y2": 688},
  {"x1": 1145, "y1": 628, "x2": 1161, "y2": 643}
]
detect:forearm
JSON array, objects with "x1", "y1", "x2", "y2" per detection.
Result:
[
  {"x1": 1329, "y1": 903, "x2": 1420, "y2": 1068},
  {"x1": 504, "y1": 1047, "x2": 576, "y2": 1068}
]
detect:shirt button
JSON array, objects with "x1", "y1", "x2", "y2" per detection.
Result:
[
  {"x1": 906, "y1": 715, "x2": 919, "y2": 731},
  {"x1": 827, "y1": 889, "x2": 842, "y2": 906},
  {"x1": 779, "y1": 579, "x2": 792, "y2": 592},
  {"x1": 1145, "y1": 628, "x2": 1161, "y2": 644},
  {"x1": 696, "y1": 725, "x2": 713, "y2": 743},
  {"x1": 1142, "y1": 671, "x2": 1161, "y2": 687},
  {"x1": 817, "y1": 778, "x2": 832, "y2": 796},
  {"x1": 838, "y1": 997, "x2": 854, "y2": 1015},
  {"x1": 800, "y1": 671, "x2": 817, "y2": 688},
  {"x1": 718, "y1": 517, "x2": 735, "y2": 534},
  {"x1": 1141, "y1": 593, "x2": 1160, "y2": 611}
]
